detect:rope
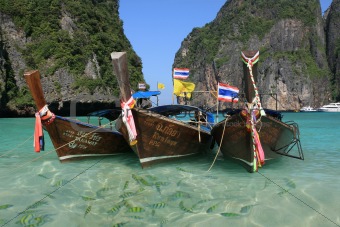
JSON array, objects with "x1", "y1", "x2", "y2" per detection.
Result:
[
  {"x1": 241, "y1": 51, "x2": 266, "y2": 171},
  {"x1": 0, "y1": 120, "x2": 115, "y2": 176},
  {"x1": 250, "y1": 108, "x2": 260, "y2": 172},
  {"x1": 1, "y1": 157, "x2": 105, "y2": 227},
  {"x1": 257, "y1": 171, "x2": 340, "y2": 227},
  {"x1": 207, "y1": 118, "x2": 227, "y2": 172},
  {"x1": 198, "y1": 119, "x2": 201, "y2": 143},
  {"x1": 241, "y1": 51, "x2": 265, "y2": 116}
]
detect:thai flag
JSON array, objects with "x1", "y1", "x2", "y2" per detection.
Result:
[
  {"x1": 218, "y1": 82, "x2": 239, "y2": 103},
  {"x1": 173, "y1": 68, "x2": 189, "y2": 80}
]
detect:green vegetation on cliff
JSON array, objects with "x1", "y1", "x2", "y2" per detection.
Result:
[{"x1": 0, "y1": 0, "x2": 144, "y2": 96}]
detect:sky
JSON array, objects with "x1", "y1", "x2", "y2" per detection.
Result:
[{"x1": 119, "y1": 0, "x2": 333, "y2": 105}]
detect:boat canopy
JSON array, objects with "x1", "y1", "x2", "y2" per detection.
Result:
[
  {"x1": 132, "y1": 91, "x2": 161, "y2": 99},
  {"x1": 87, "y1": 108, "x2": 121, "y2": 121},
  {"x1": 149, "y1": 105, "x2": 214, "y2": 124},
  {"x1": 149, "y1": 104, "x2": 201, "y2": 115}
]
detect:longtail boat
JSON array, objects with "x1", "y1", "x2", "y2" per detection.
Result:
[
  {"x1": 211, "y1": 51, "x2": 304, "y2": 173},
  {"x1": 24, "y1": 70, "x2": 131, "y2": 161},
  {"x1": 111, "y1": 52, "x2": 214, "y2": 168}
]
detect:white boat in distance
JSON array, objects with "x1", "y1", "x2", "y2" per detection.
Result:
[
  {"x1": 300, "y1": 106, "x2": 317, "y2": 112},
  {"x1": 317, "y1": 103, "x2": 340, "y2": 112}
]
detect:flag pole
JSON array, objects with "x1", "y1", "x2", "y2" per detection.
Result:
[
  {"x1": 157, "y1": 81, "x2": 159, "y2": 106},
  {"x1": 172, "y1": 69, "x2": 174, "y2": 105},
  {"x1": 216, "y1": 83, "x2": 219, "y2": 123}
]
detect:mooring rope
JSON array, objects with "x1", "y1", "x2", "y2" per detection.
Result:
[
  {"x1": 1, "y1": 157, "x2": 105, "y2": 227},
  {"x1": 207, "y1": 118, "x2": 228, "y2": 172},
  {"x1": 257, "y1": 171, "x2": 340, "y2": 227},
  {"x1": 0, "y1": 120, "x2": 115, "y2": 176}
]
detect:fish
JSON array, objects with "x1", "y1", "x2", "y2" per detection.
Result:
[
  {"x1": 132, "y1": 174, "x2": 154, "y2": 186},
  {"x1": 179, "y1": 201, "x2": 194, "y2": 213},
  {"x1": 26, "y1": 200, "x2": 48, "y2": 210},
  {"x1": 220, "y1": 212, "x2": 241, "y2": 217},
  {"x1": 18, "y1": 213, "x2": 34, "y2": 226},
  {"x1": 44, "y1": 193, "x2": 56, "y2": 199},
  {"x1": 154, "y1": 181, "x2": 170, "y2": 192},
  {"x1": 52, "y1": 179, "x2": 68, "y2": 187},
  {"x1": 123, "y1": 181, "x2": 129, "y2": 190},
  {"x1": 37, "y1": 174, "x2": 50, "y2": 179},
  {"x1": 176, "y1": 179, "x2": 184, "y2": 187},
  {"x1": 96, "y1": 186, "x2": 115, "y2": 198},
  {"x1": 145, "y1": 175, "x2": 158, "y2": 181},
  {"x1": 150, "y1": 202, "x2": 166, "y2": 209},
  {"x1": 168, "y1": 191, "x2": 191, "y2": 201},
  {"x1": 206, "y1": 203, "x2": 219, "y2": 213},
  {"x1": 135, "y1": 187, "x2": 145, "y2": 193},
  {"x1": 240, "y1": 204, "x2": 256, "y2": 214},
  {"x1": 138, "y1": 177, "x2": 153, "y2": 187},
  {"x1": 127, "y1": 207, "x2": 145, "y2": 213},
  {"x1": 81, "y1": 196, "x2": 96, "y2": 201},
  {"x1": 119, "y1": 192, "x2": 135, "y2": 200},
  {"x1": 132, "y1": 174, "x2": 140, "y2": 184},
  {"x1": 112, "y1": 222, "x2": 128, "y2": 227},
  {"x1": 32, "y1": 215, "x2": 47, "y2": 226},
  {"x1": 84, "y1": 205, "x2": 92, "y2": 218},
  {"x1": 154, "y1": 182, "x2": 163, "y2": 194},
  {"x1": 0, "y1": 204, "x2": 13, "y2": 210},
  {"x1": 160, "y1": 218, "x2": 169, "y2": 227},
  {"x1": 278, "y1": 189, "x2": 289, "y2": 196},
  {"x1": 284, "y1": 178, "x2": 296, "y2": 189},
  {"x1": 108, "y1": 203, "x2": 123, "y2": 214},
  {"x1": 16, "y1": 214, "x2": 51, "y2": 226},
  {"x1": 176, "y1": 167, "x2": 192, "y2": 173},
  {"x1": 264, "y1": 179, "x2": 272, "y2": 188},
  {"x1": 155, "y1": 181, "x2": 170, "y2": 186}
]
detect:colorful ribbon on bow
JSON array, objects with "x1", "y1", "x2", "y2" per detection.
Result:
[
  {"x1": 241, "y1": 106, "x2": 265, "y2": 172},
  {"x1": 34, "y1": 112, "x2": 44, "y2": 152},
  {"x1": 250, "y1": 110, "x2": 265, "y2": 172},
  {"x1": 121, "y1": 97, "x2": 138, "y2": 146}
]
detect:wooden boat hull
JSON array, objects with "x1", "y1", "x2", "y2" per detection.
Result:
[
  {"x1": 116, "y1": 108, "x2": 213, "y2": 168},
  {"x1": 211, "y1": 113, "x2": 299, "y2": 172},
  {"x1": 24, "y1": 70, "x2": 131, "y2": 162},
  {"x1": 44, "y1": 116, "x2": 131, "y2": 162}
]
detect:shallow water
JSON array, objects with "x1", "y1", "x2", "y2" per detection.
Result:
[{"x1": 0, "y1": 112, "x2": 339, "y2": 227}]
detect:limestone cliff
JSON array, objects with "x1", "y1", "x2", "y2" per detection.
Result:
[
  {"x1": 174, "y1": 0, "x2": 334, "y2": 111},
  {"x1": 325, "y1": 0, "x2": 340, "y2": 100},
  {"x1": 0, "y1": 0, "x2": 144, "y2": 117}
]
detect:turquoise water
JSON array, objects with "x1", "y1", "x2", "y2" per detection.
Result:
[{"x1": 0, "y1": 112, "x2": 339, "y2": 227}]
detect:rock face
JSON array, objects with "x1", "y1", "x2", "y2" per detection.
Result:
[
  {"x1": 174, "y1": 0, "x2": 336, "y2": 111},
  {"x1": 0, "y1": 0, "x2": 143, "y2": 117},
  {"x1": 325, "y1": 0, "x2": 340, "y2": 101}
]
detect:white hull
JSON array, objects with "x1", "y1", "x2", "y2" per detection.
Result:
[
  {"x1": 317, "y1": 103, "x2": 340, "y2": 112},
  {"x1": 300, "y1": 106, "x2": 317, "y2": 112},
  {"x1": 318, "y1": 108, "x2": 340, "y2": 112}
]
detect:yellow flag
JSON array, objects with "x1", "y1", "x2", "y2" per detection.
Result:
[
  {"x1": 158, "y1": 83, "x2": 165, "y2": 90},
  {"x1": 173, "y1": 79, "x2": 195, "y2": 99}
]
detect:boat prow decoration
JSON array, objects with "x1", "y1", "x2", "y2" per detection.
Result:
[{"x1": 211, "y1": 51, "x2": 304, "y2": 172}]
